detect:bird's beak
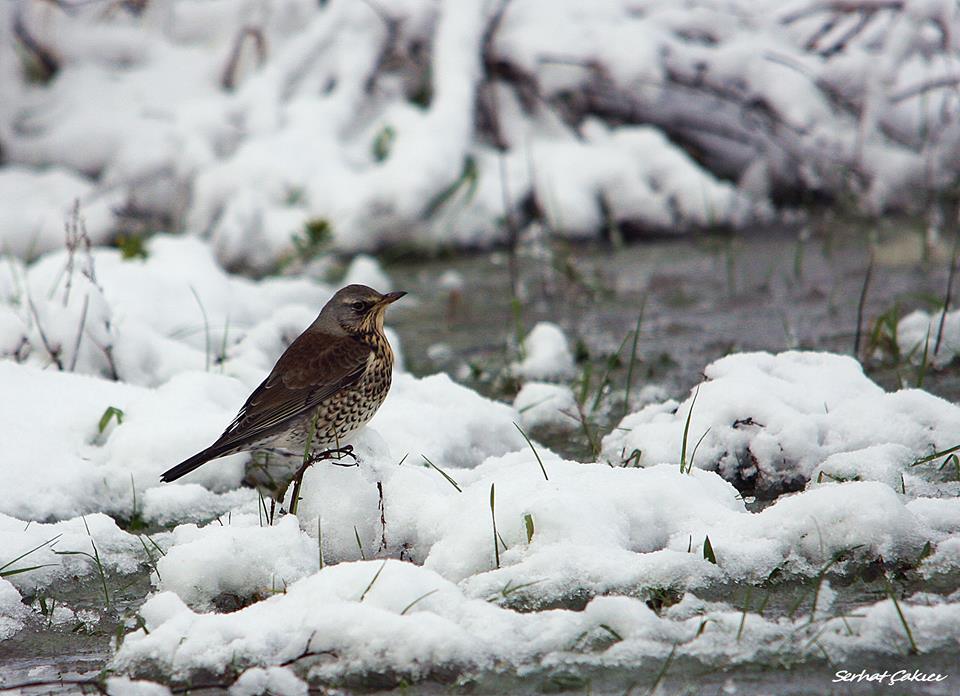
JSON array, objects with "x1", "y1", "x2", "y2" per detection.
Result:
[{"x1": 379, "y1": 291, "x2": 407, "y2": 306}]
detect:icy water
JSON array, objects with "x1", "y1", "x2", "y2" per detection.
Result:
[{"x1": 4, "y1": 218, "x2": 960, "y2": 695}]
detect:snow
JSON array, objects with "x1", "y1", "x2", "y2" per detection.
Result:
[
  {"x1": 2, "y1": 222, "x2": 959, "y2": 681},
  {"x1": 103, "y1": 679, "x2": 171, "y2": 696},
  {"x1": 112, "y1": 554, "x2": 960, "y2": 684},
  {"x1": 156, "y1": 515, "x2": 317, "y2": 611},
  {"x1": 7, "y1": 0, "x2": 958, "y2": 264},
  {"x1": 4, "y1": 317, "x2": 960, "y2": 682},
  {"x1": 601, "y1": 351, "x2": 960, "y2": 497},
  {"x1": 513, "y1": 322, "x2": 576, "y2": 381},
  {"x1": 0, "y1": 167, "x2": 118, "y2": 259},
  {"x1": 899, "y1": 309, "x2": 960, "y2": 368},
  {"x1": 367, "y1": 372, "x2": 526, "y2": 468},
  {"x1": 228, "y1": 668, "x2": 307, "y2": 696},
  {"x1": 341, "y1": 255, "x2": 392, "y2": 293},
  {"x1": 514, "y1": 382, "x2": 579, "y2": 431},
  {"x1": 135, "y1": 452, "x2": 934, "y2": 620},
  {"x1": 0, "y1": 577, "x2": 30, "y2": 641},
  {"x1": 0, "y1": 512, "x2": 143, "y2": 595}
]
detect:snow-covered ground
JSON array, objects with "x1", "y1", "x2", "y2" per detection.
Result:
[
  {"x1": 1, "y1": 232, "x2": 959, "y2": 691},
  {"x1": 4, "y1": 0, "x2": 960, "y2": 268}
]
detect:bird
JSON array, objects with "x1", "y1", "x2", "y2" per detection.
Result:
[{"x1": 160, "y1": 284, "x2": 405, "y2": 500}]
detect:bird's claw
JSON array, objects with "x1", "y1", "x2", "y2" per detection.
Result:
[{"x1": 307, "y1": 444, "x2": 358, "y2": 467}]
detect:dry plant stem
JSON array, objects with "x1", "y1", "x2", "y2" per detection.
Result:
[
  {"x1": 12, "y1": 4, "x2": 59, "y2": 80},
  {"x1": 287, "y1": 445, "x2": 357, "y2": 517},
  {"x1": 68, "y1": 294, "x2": 90, "y2": 372},
  {"x1": 377, "y1": 481, "x2": 387, "y2": 552},
  {"x1": 221, "y1": 26, "x2": 267, "y2": 90},
  {"x1": 27, "y1": 295, "x2": 63, "y2": 370}
]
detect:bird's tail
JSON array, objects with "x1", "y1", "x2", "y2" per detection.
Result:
[{"x1": 160, "y1": 447, "x2": 224, "y2": 483}]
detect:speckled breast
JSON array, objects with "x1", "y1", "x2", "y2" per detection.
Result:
[{"x1": 311, "y1": 353, "x2": 393, "y2": 449}]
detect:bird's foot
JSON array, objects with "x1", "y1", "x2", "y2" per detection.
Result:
[
  {"x1": 287, "y1": 445, "x2": 358, "y2": 516},
  {"x1": 307, "y1": 444, "x2": 358, "y2": 467}
]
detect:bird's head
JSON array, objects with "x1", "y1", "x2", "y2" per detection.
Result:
[{"x1": 324, "y1": 284, "x2": 406, "y2": 335}]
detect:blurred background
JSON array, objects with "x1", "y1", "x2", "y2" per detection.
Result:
[{"x1": 2, "y1": 0, "x2": 960, "y2": 457}]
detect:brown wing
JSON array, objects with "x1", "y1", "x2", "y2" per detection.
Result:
[{"x1": 211, "y1": 331, "x2": 371, "y2": 453}]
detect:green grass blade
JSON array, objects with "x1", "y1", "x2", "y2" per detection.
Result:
[
  {"x1": 622, "y1": 300, "x2": 646, "y2": 419},
  {"x1": 0, "y1": 564, "x2": 58, "y2": 578},
  {"x1": 359, "y1": 561, "x2": 387, "y2": 602},
  {"x1": 0, "y1": 534, "x2": 61, "y2": 573},
  {"x1": 884, "y1": 576, "x2": 918, "y2": 655},
  {"x1": 911, "y1": 443, "x2": 960, "y2": 467},
  {"x1": 400, "y1": 589, "x2": 438, "y2": 615},
  {"x1": 513, "y1": 422, "x2": 548, "y2": 481},
  {"x1": 702, "y1": 535, "x2": 717, "y2": 565},
  {"x1": 421, "y1": 455, "x2": 462, "y2": 492},
  {"x1": 679, "y1": 385, "x2": 701, "y2": 474}
]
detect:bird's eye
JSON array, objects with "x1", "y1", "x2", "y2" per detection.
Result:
[{"x1": 351, "y1": 301, "x2": 366, "y2": 312}]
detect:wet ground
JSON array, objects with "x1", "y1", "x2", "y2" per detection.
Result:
[
  {"x1": 3, "y1": 217, "x2": 959, "y2": 694},
  {"x1": 389, "y1": 216, "x2": 960, "y2": 458}
]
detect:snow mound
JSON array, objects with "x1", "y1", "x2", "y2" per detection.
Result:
[
  {"x1": 0, "y1": 512, "x2": 143, "y2": 595},
  {"x1": 1, "y1": 234, "x2": 331, "y2": 386},
  {"x1": 151, "y1": 453, "x2": 932, "y2": 618},
  {"x1": 898, "y1": 309, "x2": 960, "y2": 368},
  {"x1": 0, "y1": 167, "x2": 120, "y2": 259},
  {"x1": 156, "y1": 516, "x2": 318, "y2": 611},
  {"x1": 602, "y1": 351, "x2": 960, "y2": 497},
  {"x1": 513, "y1": 322, "x2": 576, "y2": 381},
  {"x1": 112, "y1": 557, "x2": 960, "y2": 687},
  {"x1": 514, "y1": 382, "x2": 578, "y2": 432}
]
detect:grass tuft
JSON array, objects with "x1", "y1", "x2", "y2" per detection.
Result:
[
  {"x1": 318, "y1": 516, "x2": 324, "y2": 570},
  {"x1": 853, "y1": 249, "x2": 875, "y2": 358},
  {"x1": 647, "y1": 643, "x2": 678, "y2": 695}
]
